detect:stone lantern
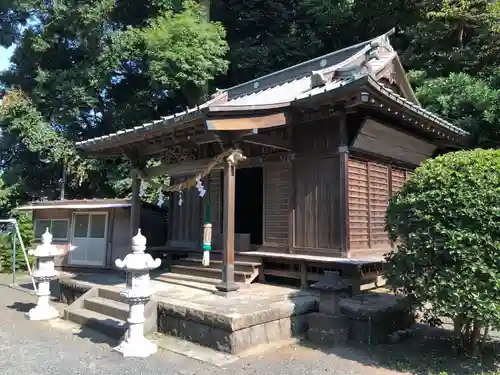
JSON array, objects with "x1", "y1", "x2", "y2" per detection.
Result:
[
  {"x1": 114, "y1": 229, "x2": 161, "y2": 358},
  {"x1": 27, "y1": 228, "x2": 61, "y2": 321},
  {"x1": 306, "y1": 271, "x2": 351, "y2": 346}
]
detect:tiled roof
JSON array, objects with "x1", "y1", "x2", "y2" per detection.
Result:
[
  {"x1": 76, "y1": 31, "x2": 394, "y2": 149},
  {"x1": 76, "y1": 28, "x2": 469, "y2": 150}
]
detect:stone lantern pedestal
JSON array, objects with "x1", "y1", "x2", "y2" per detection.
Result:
[
  {"x1": 306, "y1": 271, "x2": 351, "y2": 346},
  {"x1": 27, "y1": 229, "x2": 61, "y2": 321},
  {"x1": 114, "y1": 229, "x2": 161, "y2": 358}
]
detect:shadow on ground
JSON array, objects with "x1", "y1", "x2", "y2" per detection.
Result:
[
  {"x1": 7, "y1": 301, "x2": 36, "y2": 313},
  {"x1": 73, "y1": 323, "x2": 121, "y2": 347},
  {"x1": 298, "y1": 324, "x2": 500, "y2": 375}
]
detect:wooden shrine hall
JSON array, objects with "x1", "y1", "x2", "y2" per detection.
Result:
[{"x1": 76, "y1": 29, "x2": 469, "y2": 294}]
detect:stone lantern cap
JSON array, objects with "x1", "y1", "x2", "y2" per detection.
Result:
[
  {"x1": 29, "y1": 228, "x2": 62, "y2": 257},
  {"x1": 311, "y1": 271, "x2": 351, "y2": 292},
  {"x1": 115, "y1": 229, "x2": 161, "y2": 271}
]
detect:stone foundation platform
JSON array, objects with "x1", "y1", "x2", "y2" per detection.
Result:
[
  {"x1": 307, "y1": 290, "x2": 414, "y2": 346},
  {"x1": 57, "y1": 272, "x2": 318, "y2": 355},
  {"x1": 155, "y1": 283, "x2": 317, "y2": 354}
]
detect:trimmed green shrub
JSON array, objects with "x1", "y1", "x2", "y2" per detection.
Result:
[{"x1": 385, "y1": 149, "x2": 500, "y2": 353}]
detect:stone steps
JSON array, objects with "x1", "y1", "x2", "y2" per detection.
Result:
[
  {"x1": 65, "y1": 306, "x2": 127, "y2": 339},
  {"x1": 97, "y1": 287, "x2": 127, "y2": 303},
  {"x1": 64, "y1": 287, "x2": 130, "y2": 340},
  {"x1": 177, "y1": 258, "x2": 260, "y2": 273},
  {"x1": 155, "y1": 272, "x2": 222, "y2": 285},
  {"x1": 169, "y1": 265, "x2": 252, "y2": 283},
  {"x1": 84, "y1": 296, "x2": 129, "y2": 321},
  {"x1": 189, "y1": 252, "x2": 263, "y2": 264},
  {"x1": 168, "y1": 253, "x2": 262, "y2": 284}
]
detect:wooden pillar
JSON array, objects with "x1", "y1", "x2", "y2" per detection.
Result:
[
  {"x1": 215, "y1": 155, "x2": 240, "y2": 295},
  {"x1": 130, "y1": 171, "x2": 141, "y2": 240},
  {"x1": 338, "y1": 112, "x2": 350, "y2": 258}
]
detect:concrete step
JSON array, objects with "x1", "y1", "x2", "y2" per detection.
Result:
[
  {"x1": 176, "y1": 258, "x2": 260, "y2": 273},
  {"x1": 187, "y1": 252, "x2": 262, "y2": 264},
  {"x1": 156, "y1": 272, "x2": 222, "y2": 285},
  {"x1": 84, "y1": 296, "x2": 129, "y2": 321},
  {"x1": 169, "y1": 265, "x2": 251, "y2": 283},
  {"x1": 65, "y1": 308, "x2": 127, "y2": 339},
  {"x1": 98, "y1": 288, "x2": 127, "y2": 304}
]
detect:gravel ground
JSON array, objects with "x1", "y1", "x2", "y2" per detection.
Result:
[
  {"x1": 0, "y1": 274, "x2": 405, "y2": 375},
  {"x1": 3, "y1": 274, "x2": 499, "y2": 375}
]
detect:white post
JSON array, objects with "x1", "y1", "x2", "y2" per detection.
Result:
[
  {"x1": 114, "y1": 229, "x2": 161, "y2": 358},
  {"x1": 27, "y1": 229, "x2": 61, "y2": 320},
  {"x1": 202, "y1": 222, "x2": 212, "y2": 266}
]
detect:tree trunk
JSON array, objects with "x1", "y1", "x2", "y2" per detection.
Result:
[
  {"x1": 457, "y1": 24, "x2": 464, "y2": 49},
  {"x1": 199, "y1": 0, "x2": 210, "y2": 100},
  {"x1": 199, "y1": 0, "x2": 210, "y2": 21},
  {"x1": 470, "y1": 321, "x2": 482, "y2": 355}
]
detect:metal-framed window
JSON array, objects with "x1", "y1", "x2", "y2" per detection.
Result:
[{"x1": 34, "y1": 219, "x2": 70, "y2": 241}]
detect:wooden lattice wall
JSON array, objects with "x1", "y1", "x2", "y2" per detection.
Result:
[{"x1": 347, "y1": 157, "x2": 412, "y2": 253}]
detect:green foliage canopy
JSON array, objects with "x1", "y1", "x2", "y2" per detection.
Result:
[
  {"x1": 0, "y1": 0, "x2": 500, "y2": 213},
  {"x1": 408, "y1": 71, "x2": 500, "y2": 146},
  {"x1": 0, "y1": 0, "x2": 228, "y2": 209}
]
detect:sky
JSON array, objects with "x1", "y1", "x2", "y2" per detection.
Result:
[{"x1": 0, "y1": 45, "x2": 15, "y2": 71}]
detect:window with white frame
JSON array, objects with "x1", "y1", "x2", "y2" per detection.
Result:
[{"x1": 34, "y1": 219, "x2": 69, "y2": 240}]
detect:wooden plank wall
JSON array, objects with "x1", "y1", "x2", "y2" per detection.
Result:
[
  {"x1": 293, "y1": 118, "x2": 341, "y2": 154},
  {"x1": 168, "y1": 176, "x2": 202, "y2": 247},
  {"x1": 263, "y1": 161, "x2": 290, "y2": 247},
  {"x1": 347, "y1": 157, "x2": 412, "y2": 254},
  {"x1": 294, "y1": 155, "x2": 342, "y2": 254},
  {"x1": 290, "y1": 118, "x2": 343, "y2": 256}
]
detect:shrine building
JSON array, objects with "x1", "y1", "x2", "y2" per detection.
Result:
[{"x1": 74, "y1": 29, "x2": 469, "y2": 293}]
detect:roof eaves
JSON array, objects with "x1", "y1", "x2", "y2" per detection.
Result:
[
  {"x1": 366, "y1": 76, "x2": 469, "y2": 138},
  {"x1": 75, "y1": 106, "x2": 208, "y2": 151},
  {"x1": 209, "y1": 101, "x2": 292, "y2": 113}
]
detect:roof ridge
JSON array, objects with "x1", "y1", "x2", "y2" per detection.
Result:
[{"x1": 223, "y1": 28, "x2": 396, "y2": 100}]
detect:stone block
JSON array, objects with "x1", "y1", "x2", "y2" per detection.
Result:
[
  {"x1": 179, "y1": 319, "x2": 211, "y2": 346},
  {"x1": 306, "y1": 313, "x2": 349, "y2": 346},
  {"x1": 58, "y1": 279, "x2": 92, "y2": 304},
  {"x1": 157, "y1": 295, "x2": 316, "y2": 332},
  {"x1": 318, "y1": 291, "x2": 342, "y2": 315},
  {"x1": 157, "y1": 308, "x2": 309, "y2": 354},
  {"x1": 209, "y1": 326, "x2": 233, "y2": 353},
  {"x1": 340, "y1": 292, "x2": 414, "y2": 345},
  {"x1": 158, "y1": 315, "x2": 181, "y2": 337}
]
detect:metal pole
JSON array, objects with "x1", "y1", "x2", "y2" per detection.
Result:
[
  {"x1": 60, "y1": 157, "x2": 66, "y2": 200},
  {"x1": 12, "y1": 231, "x2": 16, "y2": 286},
  {"x1": 0, "y1": 219, "x2": 37, "y2": 291},
  {"x1": 13, "y1": 222, "x2": 37, "y2": 291}
]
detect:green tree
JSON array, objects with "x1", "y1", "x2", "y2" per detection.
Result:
[
  {"x1": 0, "y1": 213, "x2": 35, "y2": 272},
  {"x1": 0, "y1": 0, "x2": 228, "y2": 208},
  {"x1": 404, "y1": 0, "x2": 500, "y2": 76},
  {"x1": 2, "y1": 0, "x2": 500, "y2": 211},
  {"x1": 408, "y1": 71, "x2": 500, "y2": 146},
  {"x1": 385, "y1": 149, "x2": 500, "y2": 354}
]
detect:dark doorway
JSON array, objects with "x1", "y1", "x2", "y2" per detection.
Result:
[{"x1": 235, "y1": 167, "x2": 263, "y2": 245}]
